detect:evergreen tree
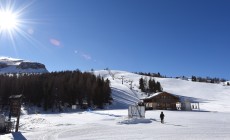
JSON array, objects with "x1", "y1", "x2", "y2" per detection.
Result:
[
  {"x1": 156, "y1": 82, "x2": 163, "y2": 92},
  {"x1": 157, "y1": 72, "x2": 161, "y2": 77},
  {"x1": 192, "y1": 76, "x2": 197, "y2": 81},
  {"x1": 148, "y1": 78, "x2": 156, "y2": 93},
  {"x1": 139, "y1": 77, "x2": 145, "y2": 92},
  {"x1": 104, "y1": 79, "x2": 112, "y2": 104},
  {"x1": 0, "y1": 70, "x2": 112, "y2": 110}
]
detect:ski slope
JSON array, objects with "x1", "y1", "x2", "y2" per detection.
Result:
[
  {"x1": 1, "y1": 70, "x2": 230, "y2": 140},
  {"x1": 94, "y1": 70, "x2": 230, "y2": 112},
  {"x1": 2, "y1": 110, "x2": 230, "y2": 140}
]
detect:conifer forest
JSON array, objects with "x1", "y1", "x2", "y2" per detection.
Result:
[{"x1": 0, "y1": 70, "x2": 112, "y2": 110}]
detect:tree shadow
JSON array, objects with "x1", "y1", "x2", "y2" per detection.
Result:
[
  {"x1": 12, "y1": 132, "x2": 27, "y2": 140},
  {"x1": 177, "y1": 95, "x2": 209, "y2": 103},
  {"x1": 150, "y1": 118, "x2": 186, "y2": 127},
  {"x1": 89, "y1": 110, "x2": 123, "y2": 118},
  {"x1": 163, "y1": 122, "x2": 186, "y2": 127}
]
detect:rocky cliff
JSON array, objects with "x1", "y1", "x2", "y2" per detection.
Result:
[{"x1": 0, "y1": 57, "x2": 48, "y2": 74}]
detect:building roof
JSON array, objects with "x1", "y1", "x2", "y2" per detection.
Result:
[
  {"x1": 142, "y1": 92, "x2": 179, "y2": 101},
  {"x1": 142, "y1": 92, "x2": 200, "y2": 103}
]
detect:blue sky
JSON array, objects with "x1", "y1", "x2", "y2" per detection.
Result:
[{"x1": 0, "y1": 0, "x2": 229, "y2": 79}]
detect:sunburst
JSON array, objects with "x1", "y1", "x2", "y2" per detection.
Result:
[
  {"x1": 0, "y1": 0, "x2": 37, "y2": 49},
  {"x1": 0, "y1": 10, "x2": 19, "y2": 32}
]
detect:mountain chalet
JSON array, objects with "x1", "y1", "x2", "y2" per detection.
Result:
[{"x1": 142, "y1": 92, "x2": 200, "y2": 111}]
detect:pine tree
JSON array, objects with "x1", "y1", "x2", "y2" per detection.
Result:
[
  {"x1": 139, "y1": 77, "x2": 145, "y2": 92},
  {"x1": 157, "y1": 72, "x2": 161, "y2": 77},
  {"x1": 148, "y1": 78, "x2": 156, "y2": 93},
  {"x1": 156, "y1": 82, "x2": 163, "y2": 92},
  {"x1": 0, "y1": 70, "x2": 112, "y2": 110},
  {"x1": 104, "y1": 78, "x2": 112, "y2": 104},
  {"x1": 192, "y1": 76, "x2": 197, "y2": 81}
]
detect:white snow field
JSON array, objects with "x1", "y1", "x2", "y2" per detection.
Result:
[{"x1": 1, "y1": 70, "x2": 230, "y2": 140}]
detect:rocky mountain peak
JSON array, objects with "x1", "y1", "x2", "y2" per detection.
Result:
[{"x1": 0, "y1": 57, "x2": 48, "y2": 74}]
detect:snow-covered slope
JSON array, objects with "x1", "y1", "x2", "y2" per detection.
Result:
[
  {"x1": 2, "y1": 70, "x2": 230, "y2": 140},
  {"x1": 0, "y1": 57, "x2": 48, "y2": 74},
  {"x1": 94, "y1": 70, "x2": 144, "y2": 109},
  {"x1": 224, "y1": 81, "x2": 230, "y2": 86},
  {"x1": 2, "y1": 109, "x2": 230, "y2": 140},
  {"x1": 94, "y1": 70, "x2": 230, "y2": 112}
]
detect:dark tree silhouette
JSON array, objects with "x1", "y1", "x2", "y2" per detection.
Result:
[
  {"x1": 0, "y1": 70, "x2": 112, "y2": 111},
  {"x1": 139, "y1": 77, "x2": 145, "y2": 92}
]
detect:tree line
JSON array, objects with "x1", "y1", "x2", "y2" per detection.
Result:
[
  {"x1": 139, "y1": 77, "x2": 163, "y2": 93},
  {"x1": 134, "y1": 71, "x2": 228, "y2": 84},
  {"x1": 191, "y1": 76, "x2": 226, "y2": 83},
  {"x1": 135, "y1": 72, "x2": 164, "y2": 78},
  {"x1": 0, "y1": 70, "x2": 112, "y2": 111}
]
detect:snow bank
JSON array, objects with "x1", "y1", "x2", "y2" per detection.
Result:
[{"x1": 118, "y1": 118, "x2": 152, "y2": 124}]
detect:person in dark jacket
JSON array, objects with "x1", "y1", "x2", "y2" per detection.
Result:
[{"x1": 160, "y1": 112, "x2": 165, "y2": 123}]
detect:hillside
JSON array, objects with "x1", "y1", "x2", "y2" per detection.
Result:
[
  {"x1": 2, "y1": 69, "x2": 230, "y2": 140},
  {"x1": 0, "y1": 57, "x2": 48, "y2": 74},
  {"x1": 94, "y1": 70, "x2": 230, "y2": 112}
]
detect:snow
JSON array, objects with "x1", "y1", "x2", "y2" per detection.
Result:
[
  {"x1": 1, "y1": 70, "x2": 230, "y2": 140},
  {"x1": 0, "y1": 57, "x2": 48, "y2": 74},
  {"x1": 224, "y1": 81, "x2": 230, "y2": 86},
  {"x1": 118, "y1": 118, "x2": 152, "y2": 124},
  {"x1": 94, "y1": 70, "x2": 230, "y2": 112},
  {"x1": 0, "y1": 66, "x2": 48, "y2": 74},
  {"x1": 0, "y1": 56, "x2": 23, "y2": 63},
  {"x1": 2, "y1": 110, "x2": 230, "y2": 140}
]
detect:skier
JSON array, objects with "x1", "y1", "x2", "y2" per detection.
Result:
[{"x1": 160, "y1": 112, "x2": 165, "y2": 124}]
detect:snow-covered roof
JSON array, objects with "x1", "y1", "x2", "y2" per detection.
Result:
[
  {"x1": 141, "y1": 92, "x2": 179, "y2": 100},
  {"x1": 141, "y1": 92, "x2": 162, "y2": 100}
]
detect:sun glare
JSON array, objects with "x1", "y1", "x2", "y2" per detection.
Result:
[
  {"x1": 0, "y1": 0, "x2": 45, "y2": 53},
  {"x1": 0, "y1": 0, "x2": 35, "y2": 46},
  {"x1": 0, "y1": 10, "x2": 19, "y2": 31}
]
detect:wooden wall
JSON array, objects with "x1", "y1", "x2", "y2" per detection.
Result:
[{"x1": 144, "y1": 92, "x2": 180, "y2": 110}]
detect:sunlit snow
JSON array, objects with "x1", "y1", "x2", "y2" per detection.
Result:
[{"x1": 1, "y1": 70, "x2": 230, "y2": 140}]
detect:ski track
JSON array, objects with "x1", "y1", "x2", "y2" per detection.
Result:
[{"x1": 23, "y1": 111, "x2": 230, "y2": 140}]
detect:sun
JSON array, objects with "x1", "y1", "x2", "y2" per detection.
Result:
[
  {"x1": 0, "y1": 0, "x2": 42, "y2": 52},
  {"x1": 0, "y1": 0, "x2": 34, "y2": 44},
  {"x1": 0, "y1": 10, "x2": 19, "y2": 31}
]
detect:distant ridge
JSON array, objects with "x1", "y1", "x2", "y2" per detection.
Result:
[{"x1": 0, "y1": 56, "x2": 48, "y2": 74}]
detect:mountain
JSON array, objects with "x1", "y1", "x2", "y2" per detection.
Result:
[
  {"x1": 94, "y1": 70, "x2": 230, "y2": 112},
  {"x1": 0, "y1": 57, "x2": 48, "y2": 74}
]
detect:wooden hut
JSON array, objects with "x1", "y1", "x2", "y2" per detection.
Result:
[{"x1": 142, "y1": 92, "x2": 180, "y2": 110}]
